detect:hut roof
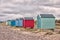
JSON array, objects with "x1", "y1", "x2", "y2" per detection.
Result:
[
  {"x1": 16, "y1": 18, "x2": 23, "y2": 20},
  {"x1": 24, "y1": 17, "x2": 33, "y2": 20},
  {"x1": 40, "y1": 14, "x2": 55, "y2": 18}
]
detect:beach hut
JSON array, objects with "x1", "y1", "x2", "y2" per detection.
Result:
[
  {"x1": 10, "y1": 20, "x2": 16, "y2": 26},
  {"x1": 16, "y1": 18, "x2": 23, "y2": 27},
  {"x1": 6, "y1": 20, "x2": 11, "y2": 26},
  {"x1": 6, "y1": 21, "x2": 8, "y2": 26},
  {"x1": 37, "y1": 14, "x2": 55, "y2": 29},
  {"x1": 23, "y1": 17, "x2": 34, "y2": 28}
]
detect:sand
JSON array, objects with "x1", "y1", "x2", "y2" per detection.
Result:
[{"x1": 0, "y1": 23, "x2": 60, "y2": 40}]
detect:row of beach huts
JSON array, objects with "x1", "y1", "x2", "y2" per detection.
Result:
[{"x1": 6, "y1": 14, "x2": 55, "y2": 29}]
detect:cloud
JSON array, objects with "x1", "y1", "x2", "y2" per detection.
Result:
[{"x1": 0, "y1": 0, "x2": 60, "y2": 21}]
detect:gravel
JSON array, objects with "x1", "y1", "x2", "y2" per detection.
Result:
[{"x1": 0, "y1": 26, "x2": 60, "y2": 40}]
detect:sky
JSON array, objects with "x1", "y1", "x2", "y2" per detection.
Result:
[{"x1": 0, "y1": 0, "x2": 60, "y2": 21}]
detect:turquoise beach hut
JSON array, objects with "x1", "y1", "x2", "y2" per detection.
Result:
[
  {"x1": 10, "y1": 20, "x2": 16, "y2": 26},
  {"x1": 37, "y1": 14, "x2": 55, "y2": 29}
]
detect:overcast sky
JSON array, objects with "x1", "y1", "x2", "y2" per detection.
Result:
[{"x1": 0, "y1": 0, "x2": 60, "y2": 21}]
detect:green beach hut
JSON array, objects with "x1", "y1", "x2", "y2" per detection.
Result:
[
  {"x1": 6, "y1": 20, "x2": 11, "y2": 26},
  {"x1": 37, "y1": 14, "x2": 55, "y2": 29}
]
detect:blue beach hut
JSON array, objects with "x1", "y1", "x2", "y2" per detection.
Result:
[{"x1": 16, "y1": 18, "x2": 23, "y2": 27}]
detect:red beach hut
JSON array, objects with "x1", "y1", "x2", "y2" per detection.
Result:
[{"x1": 23, "y1": 17, "x2": 34, "y2": 28}]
